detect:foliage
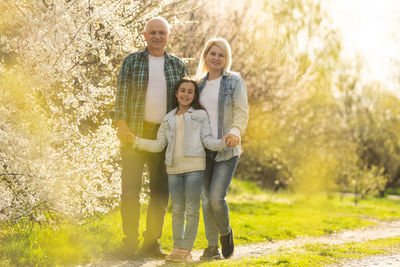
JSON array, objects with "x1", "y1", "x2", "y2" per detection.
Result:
[
  {"x1": 333, "y1": 61, "x2": 399, "y2": 199},
  {"x1": 223, "y1": 0, "x2": 343, "y2": 193},
  {"x1": 0, "y1": 0, "x2": 194, "y2": 222},
  {"x1": 1, "y1": 0, "x2": 400, "y2": 223}
]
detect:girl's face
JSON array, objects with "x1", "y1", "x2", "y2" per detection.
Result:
[
  {"x1": 175, "y1": 82, "x2": 195, "y2": 109},
  {"x1": 205, "y1": 45, "x2": 226, "y2": 73}
]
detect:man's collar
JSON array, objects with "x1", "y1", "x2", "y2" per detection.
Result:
[{"x1": 144, "y1": 47, "x2": 169, "y2": 59}]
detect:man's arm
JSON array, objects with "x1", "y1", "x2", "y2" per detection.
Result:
[
  {"x1": 114, "y1": 55, "x2": 134, "y2": 143},
  {"x1": 116, "y1": 120, "x2": 135, "y2": 144}
]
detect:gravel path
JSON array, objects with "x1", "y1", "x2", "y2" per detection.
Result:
[{"x1": 88, "y1": 220, "x2": 400, "y2": 266}]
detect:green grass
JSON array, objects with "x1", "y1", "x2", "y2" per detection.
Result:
[
  {"x1": 198, "y1": 236, "x2": 400, "y2": 266},
  {"x1": 1, "y1": 179, "x2": 400, "y2": 265}
]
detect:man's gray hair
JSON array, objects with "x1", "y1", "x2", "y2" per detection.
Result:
[{"x1": 145, "y1": 16, "x2": 171, "y2": 33}]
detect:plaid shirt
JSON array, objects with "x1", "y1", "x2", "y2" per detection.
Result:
[{"x1": 113, "y1": 48, "x2": 188, "y2": 137}]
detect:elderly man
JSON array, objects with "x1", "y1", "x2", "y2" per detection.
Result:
[{"x1": 113, "y1": 17, "x2": 188, "y2": 259}]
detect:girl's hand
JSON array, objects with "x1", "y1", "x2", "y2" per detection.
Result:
[{"x1": 223, "y1": 134, "x2": 240, "y2": 147}]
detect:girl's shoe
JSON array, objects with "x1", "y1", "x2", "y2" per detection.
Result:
[{"x1": 165, "y1": 248, "x2": 192, "y2": 262}]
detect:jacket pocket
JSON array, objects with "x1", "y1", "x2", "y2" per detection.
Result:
[{"x1": 191, "y1": 115, "x2": 205, "y2": 122}]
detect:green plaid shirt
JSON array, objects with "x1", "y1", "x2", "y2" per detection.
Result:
[{"x1": 113, "y1": 48, "x2": 188, "y2": 137}]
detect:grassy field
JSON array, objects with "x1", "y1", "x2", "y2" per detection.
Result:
[{"x1": 1, "y1": 179, "x2": 400, "y2": 265}]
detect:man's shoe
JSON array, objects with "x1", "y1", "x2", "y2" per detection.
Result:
[
  {"x1": 141, "y1": 242, "x2": 167, "y2": 258},
  {"x1": 220, "y1": 228, "x2": 234, "y2": 259},
  {"x1": 113, "y1": 243, "x2": 138, "y2": 260},
  {"x1": 199, "y1": 246, "x2": 221, "y2": 260}
]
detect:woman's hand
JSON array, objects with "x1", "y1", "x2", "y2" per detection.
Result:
[{"x1": 223, "y1": 134, "x2": 240, "y2": 147}]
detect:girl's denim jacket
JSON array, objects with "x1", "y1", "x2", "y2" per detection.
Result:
[
  {"x1": 198, "y1": 71, "x2": 249, "y2": 162},
  {"x1": 133, "y1": 107, "x2": 226, "y2": 166}
]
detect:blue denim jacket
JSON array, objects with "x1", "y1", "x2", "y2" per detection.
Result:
[
  {"x1": 133, "y1": 107, "x2": 226, "y2": 166},
  {"x1": 198, "y1": 71, "x2": 249, "y2": 162}
]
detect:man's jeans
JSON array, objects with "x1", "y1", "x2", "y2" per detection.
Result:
[
  {"x1": 168, "y1": 170, "x2": 204, "y2": 250},
  {"x1": 120, "y1": 126, "x2": 169, "y2": 247},
  {"x1": 201, "y1": 150, "x2": 238, "y2": 247}
]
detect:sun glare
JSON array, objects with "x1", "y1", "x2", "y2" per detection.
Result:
[{"x1": 327, "y1": 0, "x2": 400, "y2": 92}]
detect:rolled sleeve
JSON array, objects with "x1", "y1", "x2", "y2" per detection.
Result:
[
  {"x1": 229, "y1": 127, "x2": 241, "y2": 139},
  {"x1": 113, "y1": 56, "x2": 132, "y2": 122},
  {"x1": 232, "y1": 77, "x2": 249, "y2": 136}
]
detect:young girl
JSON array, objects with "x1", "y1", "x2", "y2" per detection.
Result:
[{"x1": 131, "y1": 78, "x2": 226, "y2": 262}]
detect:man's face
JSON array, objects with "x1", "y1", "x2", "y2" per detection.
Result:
[{"x1": 144, "y1": 19, "x2": 170, "y2": 52}]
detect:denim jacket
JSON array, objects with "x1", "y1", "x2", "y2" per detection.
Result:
[
  {"x1": 133, "y1": 107, "x2": 226, "y2": 166},
  {"x1": 198, "y1": 71, "x2": 249, "y2": 162}
]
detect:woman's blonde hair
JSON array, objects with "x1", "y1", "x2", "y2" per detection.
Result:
[{"x1": 195, "y1": 37, "x2": 232, "y2": 80}]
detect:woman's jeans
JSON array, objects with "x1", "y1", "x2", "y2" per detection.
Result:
[
  {"x1": 168, "y1": 170, "x2": 204, "y2": 250},
  {"x1": 201, "y1": 150, "x2": 239, "y2": 247}
]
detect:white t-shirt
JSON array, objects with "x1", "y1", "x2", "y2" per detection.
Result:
[
  {"x1": 144, "y1": 55, "x2": 167, "y2": 123},
  {"x1": 200, "y1": 76, "x2": 222, "y2": 138}
]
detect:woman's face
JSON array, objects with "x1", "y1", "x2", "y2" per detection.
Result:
[
  {"x1": 175, "y1": 82, "x2": 195, "y2": 109},
  {"x1": 205, "y1": 45, "x2": 226, "y2": 73}
]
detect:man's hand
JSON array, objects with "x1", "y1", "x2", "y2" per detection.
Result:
[
  {"x1": 222, "y1": 134, "x2": 240, "y2": 148},
  {"x1": 116, "y1": 120, "x2": 136, "y2": 144}
]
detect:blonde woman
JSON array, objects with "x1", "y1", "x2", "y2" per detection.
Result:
[{"x1": 195, "y1": 37, "x2": 249, "y2": 259}]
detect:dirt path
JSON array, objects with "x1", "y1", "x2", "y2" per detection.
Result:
[
  {"x1": 338, "y1": 254, "x2": 400, "y2": 267},
  {"x1": 89, "y1": 220, "x2": 400, "y2": 266}
]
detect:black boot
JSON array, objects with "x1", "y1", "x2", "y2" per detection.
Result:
[{"x1": 220, "y1": 228, "x2": 234, "y2": 259}]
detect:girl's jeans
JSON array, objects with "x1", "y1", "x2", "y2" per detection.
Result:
[{"x1": 168, "y1": 170, "x2": 204, "y2": 250}]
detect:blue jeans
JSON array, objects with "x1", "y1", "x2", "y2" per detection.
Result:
[
  {"x1": 201, "y1": 151, "x2": 238, "y2": 246},
  {"x1": 168, "y1": 170, "x2": 204, "y2": 250}
]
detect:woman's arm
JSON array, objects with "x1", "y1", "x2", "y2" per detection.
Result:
[
  {"x1": 133, "y1": 122, "x2": 168, "y2": 152},
  {"x1": 223, "y1": 76, "x2": 249, "y2": 147},
  {"x1": 231, "y1": 77, "x2": 249, "y2": 136}
]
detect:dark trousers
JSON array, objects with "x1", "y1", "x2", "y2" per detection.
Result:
[{"x1": 120, "y1": 125, "x2": 169, "y2": 247}]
